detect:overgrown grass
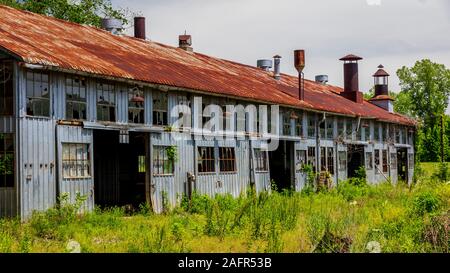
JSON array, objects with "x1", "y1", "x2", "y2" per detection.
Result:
[{"x1": 0, "y1": 164, "x2": 449, "y2": 253}]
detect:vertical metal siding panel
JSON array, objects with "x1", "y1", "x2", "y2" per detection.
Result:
[
  {"x1": 144, "y1": 88, "x2": 153, "y2": 126},
  {"x1": 87, "y1": 78, "x2": 96, "y2": 122},
  {"x1": 0, "y1": 117, "x2": 16, "y2": 217}
]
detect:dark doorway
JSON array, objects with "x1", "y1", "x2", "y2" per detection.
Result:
[
  {"x1": 347, "y1": 145, "x2": 365, "y2": 178},
  {"x1": 397, "y1": 148, "x2": 408, "y2": 182},
  {"x1": 269, "y1": 140, "x2": 295, "y2": 191},
  {"x1": 94, "y1": 130, "x2": 147, "y2": 208}
]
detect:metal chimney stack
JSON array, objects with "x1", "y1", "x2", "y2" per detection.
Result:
[
  {"x1": 339, "y1": 54, "x2": 363, "y2": 103},
  {"x1": 294, "y1": 50, "x2": 305, "y2": 100},
  {"x1": 273, "y1": 55, "x2": 282, "y2": 80},
  {"x1": 134, "y1": 17, "x2": 146, "y2": 40}
]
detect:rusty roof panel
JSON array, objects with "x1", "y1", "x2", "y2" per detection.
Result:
[{"x1": 0, "y1": 5, "x2": 415, "y2": 126}]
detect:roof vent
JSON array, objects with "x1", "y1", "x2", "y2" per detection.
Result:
[
  {"x1": 179, "y1": 34, "x2": 193, "y2": 52},
  {"x1": 101, "y1": 18, "x2": 123, "y2": 35},
  {"x1": 273, "y1": 55, "x2": 282, "y2": 80},
  {"x1": 134, "y1": 17, "x2": 146, "y2": 40},
  {"x1": 257, "y1": 59, "x2": 273, "y2": 71},
  {"x1": 315, "y1": 75, "x2": 328, "y2": 84},
  {"x1": 294, "y1": 49, "x2": 306, "y2": 100}
]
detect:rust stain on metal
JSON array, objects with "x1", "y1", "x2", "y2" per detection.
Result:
[{"x1": 0, "y1": 5, "x2": 415, "y2": 126}]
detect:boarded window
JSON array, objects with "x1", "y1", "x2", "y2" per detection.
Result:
[
  {"x1": 153, "y1": 90, "x2": 168, "y2": 126},
  {"x1": 0, "y1": 134, "x2": 14, "y2": 188},
  {"x1": 128, "y1": 87, "x2": 145, "y2": 124},
  {"x1": 152, "y1": 146, "x2": 174, "y2": 175},
  {"x1": 308, "y1": 114, "x2": 315, "y2": 137},
  {"x1": 366, "y1": 152, "x2": 373, "y2": 170},
  {"x1": 307, "y1": 147, "x2": 316, "y2": 172},
  {"x1": 66, "y1": 76, "x2": 87, "y2": 120},
  {"x1": 408, "y1": 154, "x2": 414, "y2": 169},
  {"x1": 62, "y1": 143, "x2": 90, "y2": 179},
  {"x1": 219, "y1": 147, "x2": 236, "y2": 172},
  {"x1": 96, "y1": 82, "x2": 116, "y2": 122},
  {"x1": 0, "y1": 61, "x2": 13, "y2": 116},
  {"x1": 296, "y1": 150, "x2": 306, "y2": 172},
  {"x1": 198, "y1": 146, "x2": 215, "y2": 173},
  {"x1": 26, "y1": 70, "x2": 50, "y2": 117},
  {"x1": 254, "y1": 148, "x2": 268, "y2": 172},
  {"x1": 295, "y1": 111, "x2": 303, "y2": 137},
  {"x1": 338, "y1": 151, "x2": 346, "y2": 171},
  {"x1": 382, "y1": 150, "x2": 388, "y2": 173}
]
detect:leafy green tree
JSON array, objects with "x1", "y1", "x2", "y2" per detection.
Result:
[
  {"x1": 0, "y1": 0, "x2": 129, "y2": 27},
  {"x1": 397, "y1": 59, "x2": 450, "y2": 162}
]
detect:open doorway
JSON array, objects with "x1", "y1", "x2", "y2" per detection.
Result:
[
  {"x1": 397, "y1": 148, "x2": 408, "y2": 182},
  {"x1": 269, "y1": 140, "x2": 295, "y2": 191},
  {"x1": 94, "y1": 130, "x2": 147, "y2": 208},
  {"x1": 347, "y1": 144, "x2": 365, "y2": 178}
]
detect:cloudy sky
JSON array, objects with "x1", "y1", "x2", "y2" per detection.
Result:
[{"x1": 112, "y1": 0, "x2": 450, "y2": 113}]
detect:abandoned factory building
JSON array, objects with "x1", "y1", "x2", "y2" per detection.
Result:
[{"x1": 0, "y1": 5, "x2": 416, "y2": 219}]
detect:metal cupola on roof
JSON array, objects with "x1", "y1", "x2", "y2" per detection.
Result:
[{"x1": 369, "y1": 64, "x2": 395, "y2": 112}]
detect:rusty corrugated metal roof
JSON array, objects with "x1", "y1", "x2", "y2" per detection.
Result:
[{"x1": 0, "y1": 5, "x2": 416, "y2": 126}]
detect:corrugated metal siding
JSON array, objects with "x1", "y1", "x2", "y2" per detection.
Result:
[
  {"x1": 0, "y1": 117, "x2": 15, "y2": 132},
  {"x1": 150, "y1": 132, "x2": 194, "y2": 213},
  {"x1": 116, "y1": 84, "x2": 128, "y2": 124},
  {"x1": 0, "y1": 188, "x2": 16, "y2": 218},
  {"x1": 57, "y1": 125, "x2": 94, "y2": 212},
  {"x1": 19, "y1": 118, "x2": 56, "y2": 219}
]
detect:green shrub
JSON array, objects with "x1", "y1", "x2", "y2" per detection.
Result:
[
  {"x1": 432, "y1": 162, "x2": 450, "y2": 183},
  {"x1": 410, "y1": 191, "x2": 441, "y2": 216}
]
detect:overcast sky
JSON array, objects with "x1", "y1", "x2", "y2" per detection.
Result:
[{"x1": 112, "y1": 0, "x2": 450, "y2": 113}]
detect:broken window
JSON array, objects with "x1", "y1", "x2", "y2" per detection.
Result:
[
  {"x1": 283, "y1": 113, "x2": 291, "y2": 136},
  {"x1": 295, "y1": 111, "x2": 303, "y2": 137},
  {"x1": 319, "y1": 120, "x2": 326, "y2": 139},
  {"x1": 390, "y1": 153, "x2": 397, "y2": 168},
  {"x1": 26, "y1": 70, "x2": 50, "y2": 117},
  {"x1": 308, "y1": 114, "x2": 316, "y2": 138},
  {"x1": 346, "y1": 119, "x2": 353, "y2": 140},
  {"x1": 382, "y1": 150, "x2": 388, "y2": 173},
  {"x1": 364, "y1": 122, "x2": 370, "y2": 142},
  {"x1": 375, "y1": 150, "x2": 380, "y2": 171},
  {"x1": 0, "y1": 134, "x2": 14, "y2": 188},
  {"x1": 326, "y1": 119, "x2": 334, "y2": 140},
  {"x1": 65, "y1": 76, "x2": 87, "y2": 120},
  {"x1": 153, "y1": 146, "x2": 174, "y2": 175},
  {"x1": 338, "y1": 151, "x2": 346, "y2": 171},
  {"x1": 366, "y1": 152, "x2": 373, "y2": 170},
  {"x1": 327, "y1": 147, "x2": 334, "y2": 175},
  {"x1": 254, "y1": 148, "x2": 268, "y2": 172},
  {"x1": 0, "y1": 61, "x2": 13, "y2": 116},
  {"x1": 62, "y1": 143, "x2": 90, "y2": 179},
  {"x1": 219, "y1": 147, "x2": 236, "y2": 173},
  {"x1": 152, "y1": 90, "x2": 168, "y2": 126},
  {"x1": 296, "y1": 150, "x2": 307, "y2": 172},
  {"x1": 128, "y1": 86, "x2": 145, "y2": 124},
  {"x1": 307, "y1": 147, "x2": 316, "y2": 172},
  {"x1": 337, "y1": 118, "x2": 344, "y2": 138},
  {"x1": 96, "y1": 82, "x2": 116, "y2": 122},
  {"x1": 198, "y1": 146, "x2": 215, "y2": 173}
]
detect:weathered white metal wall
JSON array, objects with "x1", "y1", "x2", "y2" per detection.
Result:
[
  {"x1": 18, "y1": 118, "x2": 56, "y2": 219},
  {"x1": 56, "y1": 125, "x2": 95, "y2": 212}
]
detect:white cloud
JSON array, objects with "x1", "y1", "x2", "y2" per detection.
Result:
[{"x1": 112, "y1": 0, "x2": 450, "y2": 113}]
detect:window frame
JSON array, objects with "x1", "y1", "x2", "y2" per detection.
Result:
[
  {"x1": 65, "y1": 75, "x2": 87, "y2": 120},
  {"x1": 296, "y1": 150, "x2": 307, "y2": 173},
  {"x1": 366, "y1": 152, "x2": 373, "y2": 170},
  {"x1": 382, "y1": 150, "x2": 388, "y2": 173},
  {"x1": 0, "y1": 61, "x2": 13, "y2": 116},
  {"x1": 26, "y1": 70, "x2": 50, "y2": 117},
  {"x1": 254, "y1": 148, "x2": 269, "y2": 173},
  {"x1": 219, "y1": 147, "x2": 236, "y2": 173},
  {"x1": 197, "y1": 146, "x2": 216, "y2": 174},
  {"x1": 61, "y1": 143, "x2": 91, "y2": 179},
  {"x1": 152, "y1": 90, "x2": 168, "y2": 126},
  {"x1": 307, "y1": 114, "x2": 316, "y2": 138},
  {"x1": 307, "y1": 147, "x2": 316, "y2": 172},
  {"x1": 128, "y1": 86, "x2": 145, "y2": 124},
  {"x1": 152, "y1": 145, "x2": 175, "y2": 176},
  {"x1": 295, "y1": 111, "x2": 303, "y2": 137},
  {"x1": 338, "y1": 151, "x2": 346, "y2": 172},
  {"x1": 96, "y1": 81, "x2": 116, "y2": 122},
  {"x1": 0, "y1": 133, "x2": 14, "y2": 188}
]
